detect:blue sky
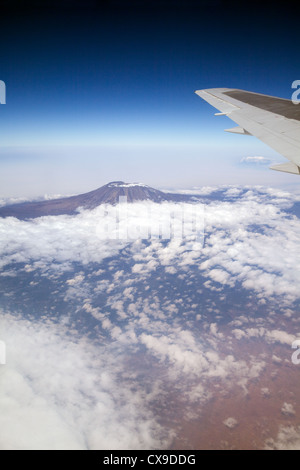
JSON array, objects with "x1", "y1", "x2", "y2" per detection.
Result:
[{"x1": 0, "y1": 2, "x2": 299, "y2": 197}]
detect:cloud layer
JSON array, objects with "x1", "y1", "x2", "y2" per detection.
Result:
[{"x1": 1, "y1": 185, "x2": 300, "y2": 449}]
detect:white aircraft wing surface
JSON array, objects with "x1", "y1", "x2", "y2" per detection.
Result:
[{"x1": 195, "y1": 88, "x2": 300, "y2": 174}]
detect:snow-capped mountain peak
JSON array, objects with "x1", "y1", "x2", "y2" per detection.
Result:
[{"x1": 107, "y1": 181, "x2": 150, "y2": 188}]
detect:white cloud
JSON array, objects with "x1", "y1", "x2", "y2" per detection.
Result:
[
  {"x1": 281, "y1": 403, "x2": 296, "y2": 417},
  {"x1": 1, "y1": 188, "x2": 300, "y2": 306},
  {"x1": 208, "y1": 268, "x2": 233, "y2": 286},
  {"x1": 232, "y1": 327, "x2": 297, "y2": 348},
  {"x1": 165, "y1": 265, "x2": 177, "y2": 274},
  {"x1": 240, "y1": 156, "x2": 272, "y2": 165},
  {"x1": 266, "y1": 330, "x2": 297, "y2": 346},
  {"x1": 0, "y1": 312, "x2": 169, "y2": 450},
  {"x1": 223, "y1": 417, "x2": 238, "y2": 429},
  {"x1": 197, "y1": 195, "x2": 300, "y2": 302},
  {"x1": 139, "y1": 329, "x2": 265, "y2": 389},
  {"x1": 265, "y1": 426, "x2": 300, "y2": 450},
  {"x1": 261, "y1": 388, "x2": 271, "y2": 398},
  {"x1": 66, "y1": 274, "x2": 85, "y2": 286},
  {"x1": 232, "y1": 329, "x2": 246, "y2": 340}
]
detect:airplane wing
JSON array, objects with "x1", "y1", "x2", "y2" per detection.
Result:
[{"x1": 195, "y1": 88, "x2": 300, "y2": 174}]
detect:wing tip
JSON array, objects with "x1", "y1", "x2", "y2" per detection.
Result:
[{"x1": 269, "y1": 162, "x2": 300, "y2": 175}]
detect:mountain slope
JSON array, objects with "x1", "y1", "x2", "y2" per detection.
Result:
[{"x1": 0, "y1": 181, "x2": 200, "y2": 219}]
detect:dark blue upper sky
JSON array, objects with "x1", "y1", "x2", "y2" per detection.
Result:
[{"x1": 0, "y1": 1, "x2": 299, "y2": 196}]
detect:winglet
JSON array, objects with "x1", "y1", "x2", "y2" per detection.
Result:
[{"x1": 270, "y1": 162, "x2": 300, "y2": 175}]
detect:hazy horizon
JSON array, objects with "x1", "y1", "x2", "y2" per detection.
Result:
[{"x1": 0, "y1": 2, "x2": 299, "y2": 197}]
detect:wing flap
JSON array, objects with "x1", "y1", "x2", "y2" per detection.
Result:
[{"x1": 224, "y1": 126, "x2": 251, "y2": 135}]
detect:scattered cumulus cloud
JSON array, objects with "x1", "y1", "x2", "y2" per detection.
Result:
[
  {"x1": 223, "y1": 417, "x2": 238, "y2": 429},
  {"x1": 240, "y1": 156, "x2": 272, "y2": 165},
  {"x1": 1, "y1": 185, "x2": 300, "y2": 449},
  {"x1": 265, "y1": 426, "x2": 300, "y2": 450},
  {"x1": 281, "y1": 403, "x2": 296, "y2": 417}
]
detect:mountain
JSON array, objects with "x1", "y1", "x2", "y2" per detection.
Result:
[{"x1": 0, "y1": 181, "x2": 202, "y2": 219}]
